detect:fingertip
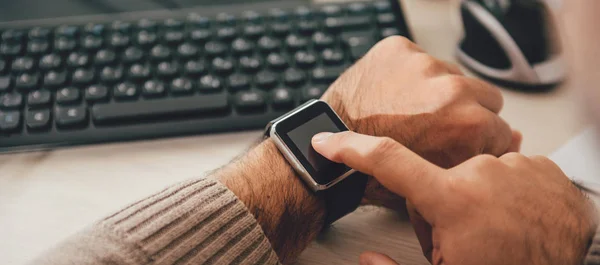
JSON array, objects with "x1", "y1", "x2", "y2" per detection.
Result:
[{"x1": 509, "y1": 130, "x2": 523, "y2": 153}]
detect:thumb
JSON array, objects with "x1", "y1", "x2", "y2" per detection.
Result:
[
  {"x1": 312, "y1": 131, "x2": 445, "y2": 212},
  {"x1": 359, "y1": 251, "x2": 400, "y2": 265}
]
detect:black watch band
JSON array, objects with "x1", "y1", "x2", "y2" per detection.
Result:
[{"x1": 321, "y1": 171, "x2": 369, "y2": 225}]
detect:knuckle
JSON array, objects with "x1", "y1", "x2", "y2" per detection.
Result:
[
  {"x1": 413, "y1": 53, "x2": 443, "y2": 73},
  {"x1": 470, "y1": 154, "x2": 502, "y2": 170},
  {"x1": 462, "y1": 107, "x2": 492, "y2": 133},
  {"x1": 373, "y1": 137, "x2": 399, "y2": 155},
  {"x1": 500, "y1": 152, "x2": 530, "y2": 165},
  {"x1": 437, "y1": 75, "x2": 470, "y2": 101},
  {"x1": 379, "y1": 35, "x2": 414, "y2": 50}
]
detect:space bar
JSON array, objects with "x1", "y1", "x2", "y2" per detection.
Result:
[{"x1": 92, "y1": 94, "x2": 229, "y2": 124}]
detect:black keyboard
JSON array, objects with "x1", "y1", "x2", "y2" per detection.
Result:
[{"x1": 0, "y1": 0, "x2": 411, "y2": 153}]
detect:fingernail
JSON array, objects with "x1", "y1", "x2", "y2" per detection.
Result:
[{"x1": 312, "y1": 132, "x2": 334, "y2": 143}]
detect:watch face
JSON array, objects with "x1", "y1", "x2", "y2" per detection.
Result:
[{"x1": 275, "y1": 101, "x2": 351, "y2": 185}]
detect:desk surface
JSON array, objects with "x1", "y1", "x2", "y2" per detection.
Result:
[{"x1": 0, "y1": 1, "x2": 589, "y2": 264}]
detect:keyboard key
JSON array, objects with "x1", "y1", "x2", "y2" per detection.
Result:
[
  {"x1": 284, "y1": 68, "x2": 307, "y2": 87},
  {"x1": 294, "y1": 6, "x2": 314, "y2": 20},
  {"x1": 270, "y1": 22, "x2": 292, "y2": 37},
  {"x1": 216, "y1": 27, "x2": 238, "y2": 41},
  {"x1": 100, "y1": 66, "x2": 124, "y2": 84},
  {"x1": 92, "y1": 93, "x2": 229, "y2": 124},
  {"x1": 285, "y1": 34, "x2": 309, "y2": 51},
  {"x1": 28, "y1": 90, "x2": 51, "y2": 106},
  {"x1": 239, "y1": 56, "x2": 263, "y2": 73},
  {"x1": 72, "y1": 68, "x2": 95, "y2": 86},
  {"x1": 43, "y1": 71, "x2": 67, "y2": 88},
  {"x1": 83, "y1": 23, "x2": 105, "y2": 36},
  {"x1": 54, "y1": 25, "x2": 79, "y2": 38},
  {"x1": 177, "y1": 43, "x2": 198, "y2": 59},
  {"x1": 0, "y1": 93, "x2": 23, "y2": 109},
  {"x1": 0, "y1": 59, "x2": 6, "y2": 74},
  {"x1": 56, "y1": 87, "x2": 80, "y2": 104},
  {"x1": 198, "y1": 75, "x2": 223, "y2": 92},
  {"x1": 163, "y1": 18, "x2": 184, "y2": 30},
  {"x1": 26, "y1": 109, "x2": 51, "y2": 130},
  {"x1": 113, "y1": 82, "x2": 139, "y2": 100},
  {"x1": 321, "y1": 5, "x2": 342, "y2": 17},
  {"x1": 94, "y1": 49, "x2": 117, "y2": 66},
  {"x1": 85, "y1": 84, "x2": 109, "y2": 102},
  {"x1": 15, "y1": 73, "x2": 40, "y2": 91},
  {"x1": 156, "y1": 61, "x2": 179, "y2": 78},
  {"x1": 28, "y1": 27, "x2": 51, "y2": 40},
  {"x1": 163, "y1": 31, "x2": 185, "y2": 45},
  {"x1": 2, "y1": 29, "x2": 25, "y2": 43},
  {"x1": 312, "y1": 32, "x2": 336, "y2": 50},
  {"x1": 341, "y1": 30, "x2": 376, "y2": 60},
  {"x1": 266, "y1": 53, "x2": 288, "y2": 70},
  {"x1": 242, "y1": 11, "x2": 262, "y2": 24},
  {"x1": 0, "y1": 76, "x2": 12, "y2": 92},
  {"x1": 67, "y1": 52, "x2": 91, "y2": 68},
  {"x1": 137, "y1": 19, "x2": 158, "y2": 31},
  {"x1": 374, "y1": 1, "x2": 392, "y2": 13},
  {"x1": 128, "y1": 64, "x2": 151, "y2": 80},
  {"x1": 110, "y1": 21, "x2": 132, "y2": 34},
  {"x1": 12, "y1": 57, "x2": 35, "y2": 73},
  {"x1": 231, "y1": 38, "x2": 255, "y2": 55},
  {"x1": 348, "y1": 2, "x2": 370, "y2": 15},
  {"x1": 271, "y1": 88, "x2": 294, "y2": 109},
  {"x1": 294, "y1": 51, "x2": 317, "y2": 69},
  {"x1": 381, "y1": 28, "x2": 400, "y2": 38},
  {"x1": 55, "y1": 37, "x2": 77, "y2": 53},
  {"x1": 189, "y1": 29, "x2": 212, "y2": 43},
  {"x1": 216, "y1": 13, "x2": 237, "y2": 26},
  {"x1": 243, "y1": 24, "x2": 266, "y2": 39},
  {"x1": 297, "y1": 20, "x2": 319, "y2": 35},
  {"x1": 325, "y1": 16, "x2": 372, "y2": 32},
  {"x1": 0, "y1": 110, "x2": 21, "y2": 131},
  {"x1": 122, "y1": 47, "x2": 144, "y2": 64},
  {"x1": 184, "y1": 60, "x2": 207, "y2": 77},
  {"x1": 55, "y1": 105, "x2": 88, "y2": 128},
  {"x1": 81, "y1": 35, "x2": 103, "y2": 51},
  {"x1": 302, "y1": 86, "x2": 326, "y2": 102},
  {"x1": 136, "y1": 31, "x2": 158, "y2": 47},
  {"x1": 1, "y1": 43, "x2": 23, "y2": 57},
  {"x1": 109, "y1": 33, "x2": 130, "y2": 49},
  {"x1": 170, "y1": 77, "x2": 194, "y2": 95},
  {"x1": 227, "y1": 73, "x2": 250, "y2": 91},
  {"x1": 377, "y1": 13, "x2": 396, "y2": 27},
  {"x1": 268, "y1": 8, "x2": 289, "y2": 21},
  {"x1": 187, "y1": 13, "x2": 211, "y2": 28},
  {"x1": 312, "y1": 65, "x2": 347, "y2": 84},
  {"x1": 212, "y1": 57, "x2": 235, "y2": 75},
  {"x1": 255, "y1": 70, "x2": 278, "y2": 90},
  {"x1": 234, "y1": 91, "x2": 266, "y2": 112},
  {"x1": 27, "y1": 41, "x2": 50, "y2": 55},
  {"x1": 322, "y1": 49, "x2": 346, "y2": 65},
  {"x1": 39, "y1": 54, "x2": 63, "y2": 70},
  {"x1": 143, "y1": 80, "x2": 166, "y2": 98},
  {"x1": 257, "y1": 36, "x2": 281, "y2": 53},
  {"x1": 205, "y1": 41, "x2": 228, "y2": 57}
]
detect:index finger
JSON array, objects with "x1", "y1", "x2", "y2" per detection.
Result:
[{"x1": 312, "y1": 131, "x2": 445, "y2": 209}]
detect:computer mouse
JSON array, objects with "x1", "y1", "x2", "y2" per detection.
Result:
[{"x1": 456, "y1": 0, "x2": 564, "y2": 90}]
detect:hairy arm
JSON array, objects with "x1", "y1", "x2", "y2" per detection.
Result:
[{"x1": 214, "y1": 139, "x2": 326, "y2": 264}]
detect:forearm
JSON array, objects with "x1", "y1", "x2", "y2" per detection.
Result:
[{"x1": 214, "y1": 139, "x2": 326, "y2": 264}]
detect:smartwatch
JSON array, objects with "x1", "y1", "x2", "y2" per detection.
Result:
[{"x1": 264, "y1": 99, "x2": 368, "y2": 225}]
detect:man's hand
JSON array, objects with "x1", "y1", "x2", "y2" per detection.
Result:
[
  {"x1": 312, "y1": 132, "x2": 598, "y2": 265},
  {"x1": 322, "y1": 36, "x2": 520, "y2": 208}
]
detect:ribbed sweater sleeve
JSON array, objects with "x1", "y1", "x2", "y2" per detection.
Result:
[{"x1": 30, "y1": 177, "x2": 281, "y2": 265}]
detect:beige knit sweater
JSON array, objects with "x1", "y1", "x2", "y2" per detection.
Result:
[
  {"x1": 30, "y1": 176, "x2": 600, "y2": 265},
  {"x1": 31, "y1": 177, "x2": 280, "y2": 265}
]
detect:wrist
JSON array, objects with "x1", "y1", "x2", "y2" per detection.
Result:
[{"x1": 215, "y1": 138, "x2": 325, "y2": 263}]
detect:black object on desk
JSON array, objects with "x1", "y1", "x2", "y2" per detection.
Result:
[{"x1": 0, "y1": 0, "x2": 412, "y2": 153}]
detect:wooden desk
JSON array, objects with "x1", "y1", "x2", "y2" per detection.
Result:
[{"x1": 0, "y1": 1, "x2": 589, "y2": 264}]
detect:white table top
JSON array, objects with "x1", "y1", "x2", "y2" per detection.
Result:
[{"x1": 0, "y1": 1, "x2": 590, "y2": 264}]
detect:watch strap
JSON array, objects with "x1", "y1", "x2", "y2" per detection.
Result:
[{"x1": 322, "y1": 171, "x2": 369, "y2": 225}]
